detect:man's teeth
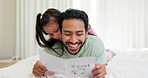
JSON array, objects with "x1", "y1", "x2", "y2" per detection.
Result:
[{"x1": 69, "y1": 43, "x2": 78, "y2": 47}]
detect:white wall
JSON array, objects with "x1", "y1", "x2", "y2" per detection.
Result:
[{"x1": 0, "y1": 0, "x2": 16, "y2": 58}]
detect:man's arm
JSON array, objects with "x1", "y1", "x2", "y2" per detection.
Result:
[
  {"x1": 92, "y1": 64, "x2": 106, "y2": 78},
  {"x1": 87, "y1": 36, "x2": 106, "y2": 78}
]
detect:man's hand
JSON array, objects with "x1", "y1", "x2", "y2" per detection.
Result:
[
  {"x1": 92, "y1": 64, "x2": 106, "y2": 78},
  {"x1": 32, "y1": 60, "x2": 47, "y2": 77}
]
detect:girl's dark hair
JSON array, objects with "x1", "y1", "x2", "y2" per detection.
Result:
[{"x1": 35, "y1": 8, "x2": 61, "y2": 48}]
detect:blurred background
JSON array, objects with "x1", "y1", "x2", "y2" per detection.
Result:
[{"x1": 0, "y1": 0, "x2": 148, "y2": 59}]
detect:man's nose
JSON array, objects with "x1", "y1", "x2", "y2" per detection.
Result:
[{"x1": 69, "y1": 35, "x2": 78, "y2": 43}]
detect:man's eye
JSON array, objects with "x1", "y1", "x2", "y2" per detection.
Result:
[
  {"x1": 77, "y1": 34, "x2": 83, "y2": 36},
  {"x1": 65, "y1": 34, "x2": 71, "y2": 36}
]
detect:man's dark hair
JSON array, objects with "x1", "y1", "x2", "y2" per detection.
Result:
[{"x1": 58, "y1": 8, "x2": 89, "y2": 32}]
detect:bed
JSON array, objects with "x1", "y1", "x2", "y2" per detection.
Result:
[
  {"x1": 0, "y1": 49, "x2": 148, "y2": 78},
  {"x1": 106, "y1": 49, "x2": 148, "y2": 78}
]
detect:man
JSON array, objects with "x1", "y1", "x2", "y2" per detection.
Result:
[{"x1": 33, "y1": 9, "x2": 106, "y2": 78}]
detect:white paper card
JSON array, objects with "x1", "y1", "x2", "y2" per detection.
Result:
[{"x1": 39, "y1": 50, "x2": 95, "y2": 77}]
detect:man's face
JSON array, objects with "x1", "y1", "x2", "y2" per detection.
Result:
[{"x1": 62, "y1": 19, "x2": 88, "y2": 54}]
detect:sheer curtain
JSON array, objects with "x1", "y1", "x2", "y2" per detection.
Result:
[
  {"x1": 72, "y1": 0, "x2": 148, "y2": 49},
  {"x1": 102, "y1": 0, "x2": 148, "y2": 49},
  {"x1": 16, "y1": 0, "x2": 148, "y2": 59},
  {"x1": 16, "y1": 0, "x2": 73, "y2": 59}
]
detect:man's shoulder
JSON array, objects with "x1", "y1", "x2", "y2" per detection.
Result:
[
  {"x1": 85, "y1": 35, "x2": 104, "y2": 46},
  {"x1": 43, "y1": 41, "x2": 63, "y2": 56},
  {"x1": 51, "y1": 41, "x2": 63, "y2": 49},
  {"x1": 87, "y1": 35, "x2": 100, "y2": 41}
]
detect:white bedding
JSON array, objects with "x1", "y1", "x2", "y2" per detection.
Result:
[
  {"x1": 106, "y1": 49, "x2": 148, "y2": 78},
  {"x1": 0, "y1": 49, "x2": 148, "y2": 78},
  {"x1": 0, "y1": 55, "x2": 38, "y2": 78}
]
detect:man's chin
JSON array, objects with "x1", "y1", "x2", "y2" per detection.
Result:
[{"x1": 68, "y1": 49, "x2": 79, "y2": 55}]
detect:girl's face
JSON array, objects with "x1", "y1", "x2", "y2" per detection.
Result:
[{"x1": 43, "y1": 18, "x2": 61, "y2": 40}]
